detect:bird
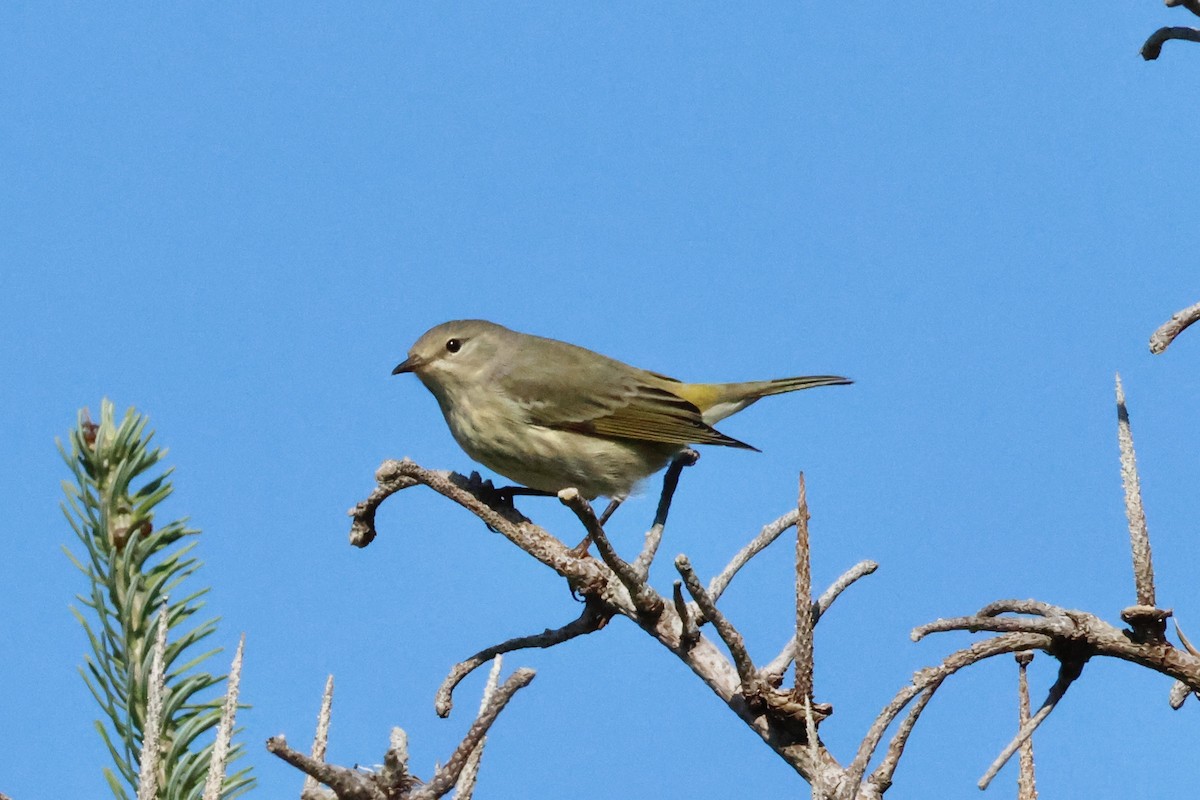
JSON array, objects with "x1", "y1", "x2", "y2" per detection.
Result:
[{"x1": 392, "y1": 319, "x2": 851, "y2": 504}]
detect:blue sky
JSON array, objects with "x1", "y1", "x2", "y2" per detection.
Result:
[{"x1": 2, "y1": 4, "x2": 1199, "y2": 799}]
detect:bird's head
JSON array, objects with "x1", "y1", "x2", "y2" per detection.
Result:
[{"x1": 392, "y1": 319, "x2": 509, "y2": 398}]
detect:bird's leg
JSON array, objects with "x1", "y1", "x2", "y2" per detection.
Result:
[
  {"x1": 598, "y1": 498, "x2": 622, "y2": 526},
  {"x1": 569, "y1": 498, "x2": 622, "y2": 557}
]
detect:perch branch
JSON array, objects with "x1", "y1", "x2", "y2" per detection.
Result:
[
  {"x1": 1149, "y1": 299, "x2": 1200, "y2": 353},
  {"x1": 353, "y1": 460, "x2": 605, "y2": 590},
  {"x1": 347, "y1": 464, "x2": 418, "y2": 547},
  {"x1": 435, "y1": 601, "x2": 607, "y2": 717}
]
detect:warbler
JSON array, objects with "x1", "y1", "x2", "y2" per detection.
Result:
[{"x1": 392, "y1": 319, "x2": 851, "y2": 501}]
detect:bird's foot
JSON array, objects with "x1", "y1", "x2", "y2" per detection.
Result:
[{"x1": 455, "y1": 472, "x2": 556, "y2": 529}]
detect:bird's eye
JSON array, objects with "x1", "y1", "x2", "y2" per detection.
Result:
[{"x1": 445, "y1": 338, "x2": 462, "y2": 353}]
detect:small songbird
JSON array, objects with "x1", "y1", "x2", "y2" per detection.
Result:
[{"x1": 393, "y1": 320, "x2": 851, "y2": 501}]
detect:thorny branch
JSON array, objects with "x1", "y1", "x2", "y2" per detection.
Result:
[
  {"x1": 793, "y1": 474, "x2": 815, "y2": 706},
  {"x1": 1116, "y1": 375, "x2": 1158, "y2": 615},
  {"x1": 329, "y1": 373, "x2": 1200, "y2": 798}
]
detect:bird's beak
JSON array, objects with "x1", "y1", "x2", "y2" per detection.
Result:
[{"x1": 392, "y1": 354, "x2": 424, "y2": 375}]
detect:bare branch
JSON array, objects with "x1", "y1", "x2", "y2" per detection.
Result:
[
  {"x1": 676, "y1": 555, "x2": 759, "y2": 693},
  {"x1": 794, "y1": 474, "x2": 815, "y2": 704},
  {"x1": 559, "y1": 488, "x2": 664, "y2": 616},
  {"x1": 1015, "y1": 653, "x2": 1038, "y2": 800},
  {"x1": 379, "y1": 728, "x2": 419, "y2": 797},
  {"x1": 977, "y1": 598, "x2": 1064, "y2": 618},
  {"x1": 435, "y1": 602, "x2": 607, "y2": 717},
  {"x1": 454, "y1": 657, "x2": 504, "y2": 800},
  {"x1": 673, "y1": 581, "x2": 699, "y2": 650},
  {"x1": 203, "y1": 633, "x2": 245, "y2": 800},
  {"x1": 843, "y1": 633, "x2": 1053, "y2": 800},
  {"x1": 804, "y1": 697, "x2": 824, "y2": 799},
  {"x1": 268, "y1": 736, "x2": 386, "y2": 800},
  {"x1": 1116, "y1": 376, "x2": 1158, "y2": 615},
  {"x1": 633, "y1": 449, "x2": 698, "y2": 576},
  {"x1": 1142, "y1": 26, "x2": 1200, "y2": 60},
  {"x1": 708, "y1": 508, "x2": 799, "y2": 602},
  {"x1": 868, "y1": 686, "x2": 937, "y2": 794},
  {"x1": 414, "y1": 668, "x2": 537, "y2": 799},
  {"x1": 1167, "y1": 0, "x2": 1200, "y2": 18},
  {"x1": 911, "y1": 614, "x2": 1073, "y2": 641},
  {"x1": 348, "y1": 464, "x2": 419, "y2": 547},
  {"x1": 978, "y1": 657, "x2": 1083, "y2": 790},
  {"x1": 815, "y1": 560, "x2": 879, "y2": 622},
  {"x1": 1149, "y1": 299, "x2": 1200, "y2": 352},
  {"x1": 763, "y1": 560, "x2": 880, "y2": 685}
]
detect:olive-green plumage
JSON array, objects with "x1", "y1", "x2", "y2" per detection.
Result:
[{"x1": 393, "y1": 320, "x2": 850, "y2": 499}]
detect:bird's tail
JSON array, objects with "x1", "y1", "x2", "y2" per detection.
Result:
[{"x1": 687, "y1": 374, "x2": 853, "y2": 423}]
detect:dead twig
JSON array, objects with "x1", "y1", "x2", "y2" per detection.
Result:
[
  {"x1": 1143, "y1": 26, "x2": 1200, "y2": 59},
  {"x1": 708, "y1": 508, "x2": 799, "y2": 602},
  {"x1": 453, "y1": 657, "x2": 505, "y2": 800},
  {"x1": 763, "y1": 560, "x2": 878, "y2": 685},
  {"x1": 413, "y1": 668, "x2": 536, "y2": 799},
  {"x1": 559, "y1": 488, "x2": 664, "y2": 616},
  {"x1": 267, "y1": 736, "x2": 387, "y2": 800},
  {"x1": 978, "y1": 657, "x2": 1083, "y2": 790},
  {"x1": 1149, "y1": 299, "x2": 1200, "y2": 352},
  {"x1": 1015, "y1": 653, "x2": 1038, "y2": 800},
  {"x1": 435, "y1": 601, "x2": 607, "y2": 717},
  {"x1": 673, "y1": 580, "x2": 700, "y2": 650},
  {"x1": 843, "y1": 633, "x2": 1053, "y2": 800},
  {"x1": 676, "y1": 555, "x2": 759, "y2": 695}
]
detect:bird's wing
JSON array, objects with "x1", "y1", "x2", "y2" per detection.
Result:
[{"x1": 493, "y1": 341, "x2": 756, "y2": 450}]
